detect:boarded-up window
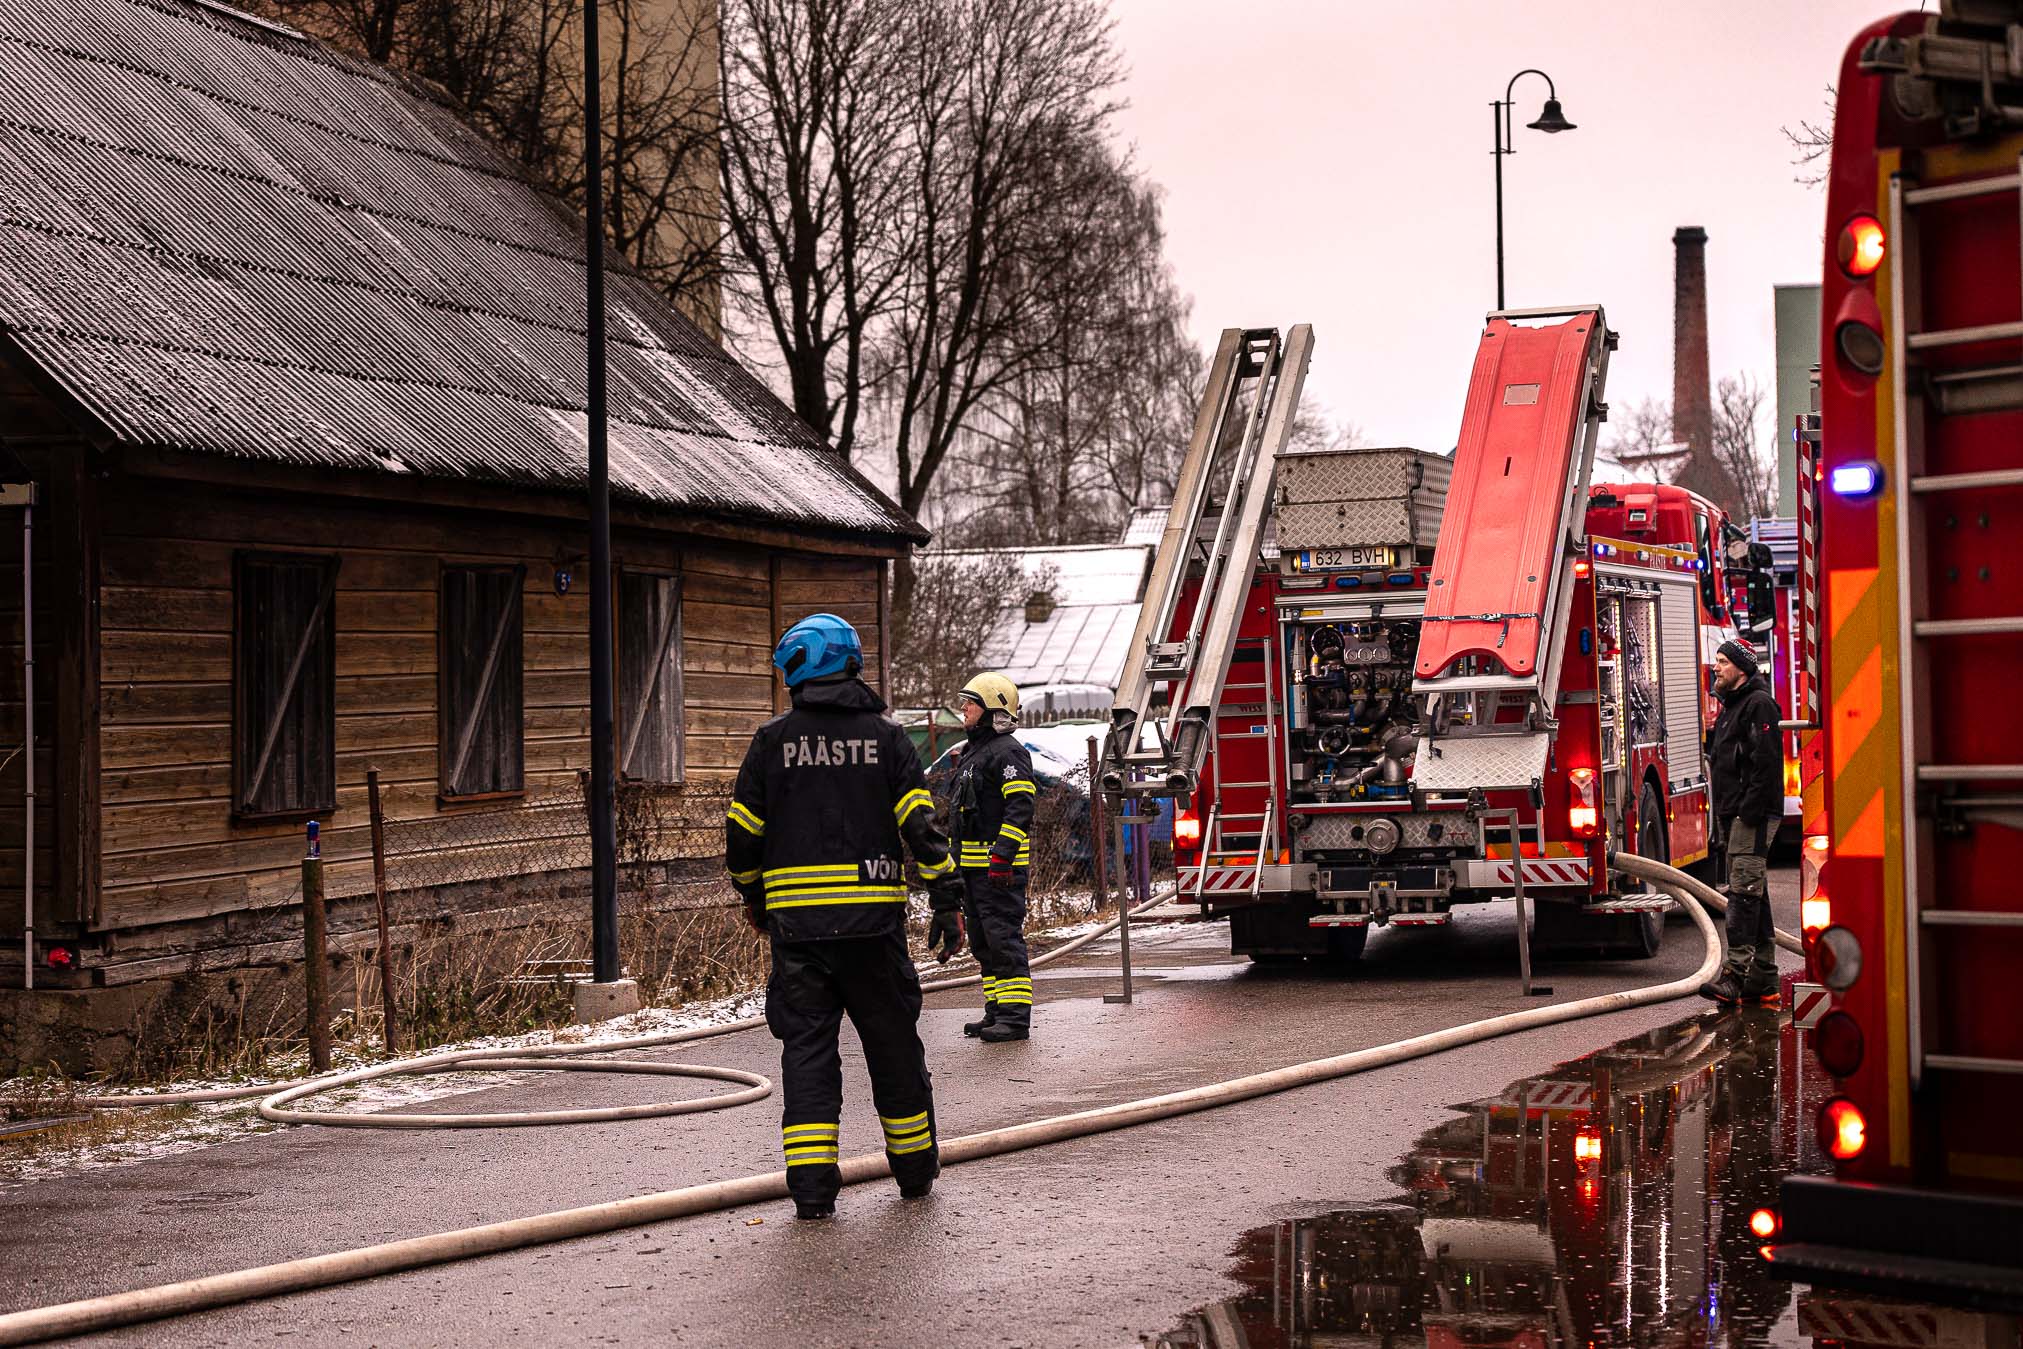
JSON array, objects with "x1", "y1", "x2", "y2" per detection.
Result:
[
  {"x1": 440, "y1": 565, "x2": 525, "y2": 798},
  {"x1": 234, "y1": 553, "x2": 339, "y2": 818},
  {"x1": 619, "y1": 571, "x2": 684, "y2": 783}
]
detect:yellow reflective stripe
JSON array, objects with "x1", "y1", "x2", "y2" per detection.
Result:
[
  {"x1": 917, "y1": 854, "x2": 955, "y2": 878},
  {"x1": 997, "y1": 824, "x2": 1029, "y2": 844},
  {"x1": 894, "y1": 789, "x2": 934, "y2": 825},
  {"x1": 764, "y1": 864, "x2": 859, "y2": 880},
  {"x1": 727, "y1": 803, "x2": 765, "y2": 836},
  {"x1": 1001, "y1": 780, "x2": 1037, "y2": 796},
  {"x1": 887, "y1": 1136, "x2": 934, "y2": 1155},
  {"x1": 884, "y1": 1126, "x2": 931, "y2": 1144},
  {"x1": 995, "y1": 994, "x2": 1034, "y2": 1005},
  {"x1": 729, "y1": 867, "x2": 761, "y2": 884},
  {"x1": 785, "y1": 1150, "x2": 840, "y2": 1165},
  {"x1": 879, "y1": 1112, "x2": 927, "y2": 1128},
  {"x1": 766, "y1": 888, "x2": 908, "y2": 910}
]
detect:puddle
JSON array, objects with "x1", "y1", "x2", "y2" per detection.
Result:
[{"x1": 1151, "y1": 1008, "x2": 2009, "y2": 1349}]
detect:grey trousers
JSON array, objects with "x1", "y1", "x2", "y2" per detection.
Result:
[{"x1": 1722, "y1": 815, "x2": 1776, "y2": 984}]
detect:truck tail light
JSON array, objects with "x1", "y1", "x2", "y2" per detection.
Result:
[
  {"x1": 1783, "y1": 756, "x2": 1801, "y2": 801},
  {"x1": 1748, "y1": 1207, "x2": 1781, "y2": 1239},
  {"x1": 1815, "y1": 1011, "x2": 1865, "y2": 1077},
  {"x1": 1837, "y1": 215, "x2": 1886, "y2": 278},
  {"x1": 1175, "y1": 810, "x2": 1201, "y2": 851},
  {"x1": 1567, "y1": 768, "x2": 1598, "y2": 838},
  {"x1": 1573, "y1": 1127, "x2": 1602, "y2": 1164},
  {"x1": 1818, "y1": 1097, "x2": 1866, "y2": 1161},
  {"x1": 1800, "y1": 835, "x2": 1830, "y2": 940}
]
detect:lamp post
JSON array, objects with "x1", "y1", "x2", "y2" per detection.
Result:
[{"x1": 1492, "y1": 69, "x2": 1576, "y2": 310}]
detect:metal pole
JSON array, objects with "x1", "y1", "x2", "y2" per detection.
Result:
[
  {"x1": 302, "y1": 821, "x2": 330, "y2": 1073},
  {"x1": 366, "y1": 769, "x2": 399, "y2": 1055},
  {"x1": 20, "y1": 492, "x2": 31, "y2": 991},
  {"x1": 1086, "y1": 738, "x2": 1109, "y2": 915},
  {"x1": 1105, "y1": 808, "x2": 1134, "y2": 1005},
  {"x1": 583, "y1": 0, "x2": 619, "y2": 985},
  {"x1": 1492, "y1": 100, "x2": 1506, "y2": 311}
]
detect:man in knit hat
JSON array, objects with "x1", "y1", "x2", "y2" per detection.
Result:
[{"x1": 1701, "y1": 637, "x2": 1785, "y2": 1006}]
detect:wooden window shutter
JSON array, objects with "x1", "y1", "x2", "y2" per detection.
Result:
[
  {"x1": 440, "y1": 565, "x2": 526, "y2": 798},
  {"x1": 234, "y1": 553, "x2": 339, "y2": 818},
  {"x1": 619, "y1": 572, "x2": 684, "y2": 784}
]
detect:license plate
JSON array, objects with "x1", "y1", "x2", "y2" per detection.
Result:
[{"x1": 1298, "y1": 546, "x2": 1394, "y2": 572}]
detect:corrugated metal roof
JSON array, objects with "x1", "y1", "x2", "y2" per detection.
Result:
[
  {"x1": 0, "y1": 0, "x2": 925, "y2": 543},
  {"x1": 935, "y1": 543, "x2": 1151, "y2": 690}
]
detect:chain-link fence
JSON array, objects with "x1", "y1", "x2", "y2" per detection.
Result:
[{"x1": 78, "y1": 770, "x2": 1169, "y2": 1083}]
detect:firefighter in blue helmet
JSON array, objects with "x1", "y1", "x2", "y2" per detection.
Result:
[
  {"x1": 950, "y1": 672, "x2": 1037, "y2": 1043},
  {"x1": 725, "y1": 613, "x2": 966, "y2": 1220}
]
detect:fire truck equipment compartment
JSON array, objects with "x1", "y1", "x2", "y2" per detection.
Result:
[
  {"x1": 1412, "y1": 728, "x2": 1554, "y2": 793},
  {"x1": 1276, "y1": 446, "x2": 1450, "y2": 557}
]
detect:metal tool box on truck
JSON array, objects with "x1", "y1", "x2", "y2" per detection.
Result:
[{"x1": 1275, "y1": 446, "x2": 1451, "y2": 566}]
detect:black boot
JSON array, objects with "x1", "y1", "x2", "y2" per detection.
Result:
[
  {"x1": 794, "y1": 1200, "x2": 835, "y2": 1220},
  {"x1": 1740, "y1": 974, "x2": 1781, "y2": 1005},
  {"x1": 898, "y1": 1154, "x2": 939, "y2": 1200},
  {"x1": 976, "y1": 1020, "x2": 1028, "y2": 1042},
  {"x1": 1699, "y1": 974, "x2": 1743, "y2": 1005},
  {"x1": 963, "y1": 1003, "x2": 998, "y2": 1037}
]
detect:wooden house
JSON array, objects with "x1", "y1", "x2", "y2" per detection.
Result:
[{"x1": 0, "y1": 0, "x2": 923, "y2": 1065}]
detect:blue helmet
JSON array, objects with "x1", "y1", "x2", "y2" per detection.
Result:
[{"x1": 773, "y1": 613, "x2": 863, "y2": 688}]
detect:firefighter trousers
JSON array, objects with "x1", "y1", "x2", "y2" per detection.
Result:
[
  {"x1": 1720, "y1": 815, "x2": 1777, "y2": 987},
  {"x1": 961, "y1": 869, "x2": 1031, "y2": 1028},
  {"x1": 764, "y1": 931, "x2": 938, "y2": 1207}
]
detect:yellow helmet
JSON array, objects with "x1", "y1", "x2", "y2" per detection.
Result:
[{"x1": 960, "y1": 671, "x2": 1020, "y2": 719}]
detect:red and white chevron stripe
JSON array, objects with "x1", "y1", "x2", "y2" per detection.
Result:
[
  {"x1": 1493, "y1": 860, "x2": 1589, "y2": 886},
  {"x1": 1799, "y1": 1296, "x2": 1954, "y2": 1349}
]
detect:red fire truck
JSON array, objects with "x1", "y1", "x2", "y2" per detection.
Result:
[
  {"x1": 1102, "y1": 312, "x2": 1757, "y2": 964},
  {"x1": 1761, "y1": 0, "x2": 2023, "y2": 1301}
]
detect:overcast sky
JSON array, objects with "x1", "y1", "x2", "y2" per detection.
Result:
[{"x1": 1106, "y1": 0, "x2": 1889, "y2": 453}]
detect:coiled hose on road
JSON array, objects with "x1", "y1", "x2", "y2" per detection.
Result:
[
  {"x1": 71, "y1": 897, "x2": 1172, "y2": 1128},
  {"x1": 0, "y1": 854, "x2": 1802, "y2": 1346}
]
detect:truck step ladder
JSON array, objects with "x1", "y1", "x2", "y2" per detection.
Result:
[
  {"x1": 1883, "y1": 156, "x2": 2023, "y2": 1085},
  {"x1": 1410, "y1": 307, "x2": 1615, "y2": 791},
  {"x1": 1104, "y1": 326, "x2": 1313, "y2": 800}
]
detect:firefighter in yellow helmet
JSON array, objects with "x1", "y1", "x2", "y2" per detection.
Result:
[{"x1": 949, "y1": 673, "x2": 1036, "y2": 1042}]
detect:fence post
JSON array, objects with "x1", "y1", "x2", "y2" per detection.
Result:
[
  {"x1": 1085, "y1": 737, "x2": 1109, "y2": 914},
  {"x1": 302, "y1": 820, "x2": 330, "y2": 1073},
  {"x1": 366, "y1": 769, "x2": 399, "y2": 1055}
]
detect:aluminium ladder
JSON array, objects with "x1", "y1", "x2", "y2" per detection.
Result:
[
  {"x1": 1103, "y1": 326, "x2": 1313, "y2": 803},
  {"x1": 1881, "y1": 154, "x2": 2023, "y2": 1088}
]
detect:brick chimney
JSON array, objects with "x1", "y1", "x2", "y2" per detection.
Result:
[{"x1": 1670, "y1": 226, "x2": 1733, "y2": 510}]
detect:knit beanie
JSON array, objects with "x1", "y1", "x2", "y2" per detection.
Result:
[{"x1": 1717, "y1": 638, "x2": 1760, "y2": 679}]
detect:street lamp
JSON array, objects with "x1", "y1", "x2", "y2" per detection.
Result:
[{"x1": 1492, "y1": 69, "x2": 1576, "y2": 310}]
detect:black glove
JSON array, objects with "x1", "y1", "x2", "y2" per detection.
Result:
[
  {"x1": 742, "y1": 901, "x2": 769, "y2": 936},
  {"x1": 926, "y1": 883, "x2": 965, "y2": 962},
  {"x1": 987, "y1": 857, "x2": 1013, "y2": 884}
]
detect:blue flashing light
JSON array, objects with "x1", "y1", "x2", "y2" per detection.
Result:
[
  {"x1": 1830, "y1": 461, "x2": 1883, "y2": 498},
  {"x1": 1580, "y1": 628, "x2": 1592, "y2": 655},
  {"x1": 1387, "y1": 571, "x2": 1414, "y2": 586},
  {"x1": 1335, "y1": 575, "x2": 1362, "y2": 589}
]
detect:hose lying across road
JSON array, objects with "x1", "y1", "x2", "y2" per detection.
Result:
[
  {"x1": 0, "y1": 853, "x2": 1792, "y2": 1346},
  {"x1": 71, "y1": 896, "x2": 1172, "y2": 1128}
]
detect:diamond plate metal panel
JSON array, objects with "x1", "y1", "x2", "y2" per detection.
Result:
[
  {"x1": 1275, "y1": 448, "x2": 1449, "y2": 552},
  {"x1": 1413, "y1": 730, "x2": 1553, "y2": 791},
  {"x1": 1304, "y1": 811, "x2": 1459, "y2": 852}
]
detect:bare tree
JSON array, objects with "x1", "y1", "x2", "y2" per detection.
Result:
[
  {"x1": 1601, "y1": 395, "x2": 1687, "y2": 475},
  {"x1": 259, "y1": 0, "x2": 727, "y2": 327},
  {"x1": 1712, "y1": 374, "x2": 1776, "y2": 519},
  {"x1": 887, "y1": 552, "x2": 1048, "y2": 709},
  {"x1": 1782, "y1": 86, "x2": 1836, "y2": 188}
]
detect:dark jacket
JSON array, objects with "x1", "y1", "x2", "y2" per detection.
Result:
[
  {"x1": 1706, "y1": 673, "x2": 1784, "y2": 826},
  {"x1": 725, "y1": 678, "x2": 955, "y2": 942},
  {"x1": 949, "y1": 724, "x2": 1037, "y2": 871}
]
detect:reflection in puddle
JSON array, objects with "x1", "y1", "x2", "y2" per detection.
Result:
[{"x1": 1154, "y1": 1009, "x2": 2015, "y2": 1349}]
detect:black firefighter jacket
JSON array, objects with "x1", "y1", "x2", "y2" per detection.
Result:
[
  {"x1": 1706, "y1": 672, "x2": 1785, "y2": 827},
  {"x1": 725, "y1": 678, "x2": 955, "y2": 942},
  {"x1": 950, "y1": 726, "x2": 1037, "y2": 871}
]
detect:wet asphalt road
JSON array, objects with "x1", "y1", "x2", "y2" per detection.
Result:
[{"x1": 2, "y1": 873, "x2": 1801, "y2": 1348}]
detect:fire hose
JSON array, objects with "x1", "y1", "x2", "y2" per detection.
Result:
[
  {"x1": 0, "y1": 853, "x2": 1798, "y2": 1346},
  {"x1": 70, "y1": 897, "x2": 1172, "y2": 1128}
]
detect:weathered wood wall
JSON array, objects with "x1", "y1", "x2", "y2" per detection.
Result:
[
  {"x1": 0, "y1": 360, "x2": 63, "y2": 940},
  {"x1": 93, "y1": 473, "x2": 886, "y2": 946}
]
